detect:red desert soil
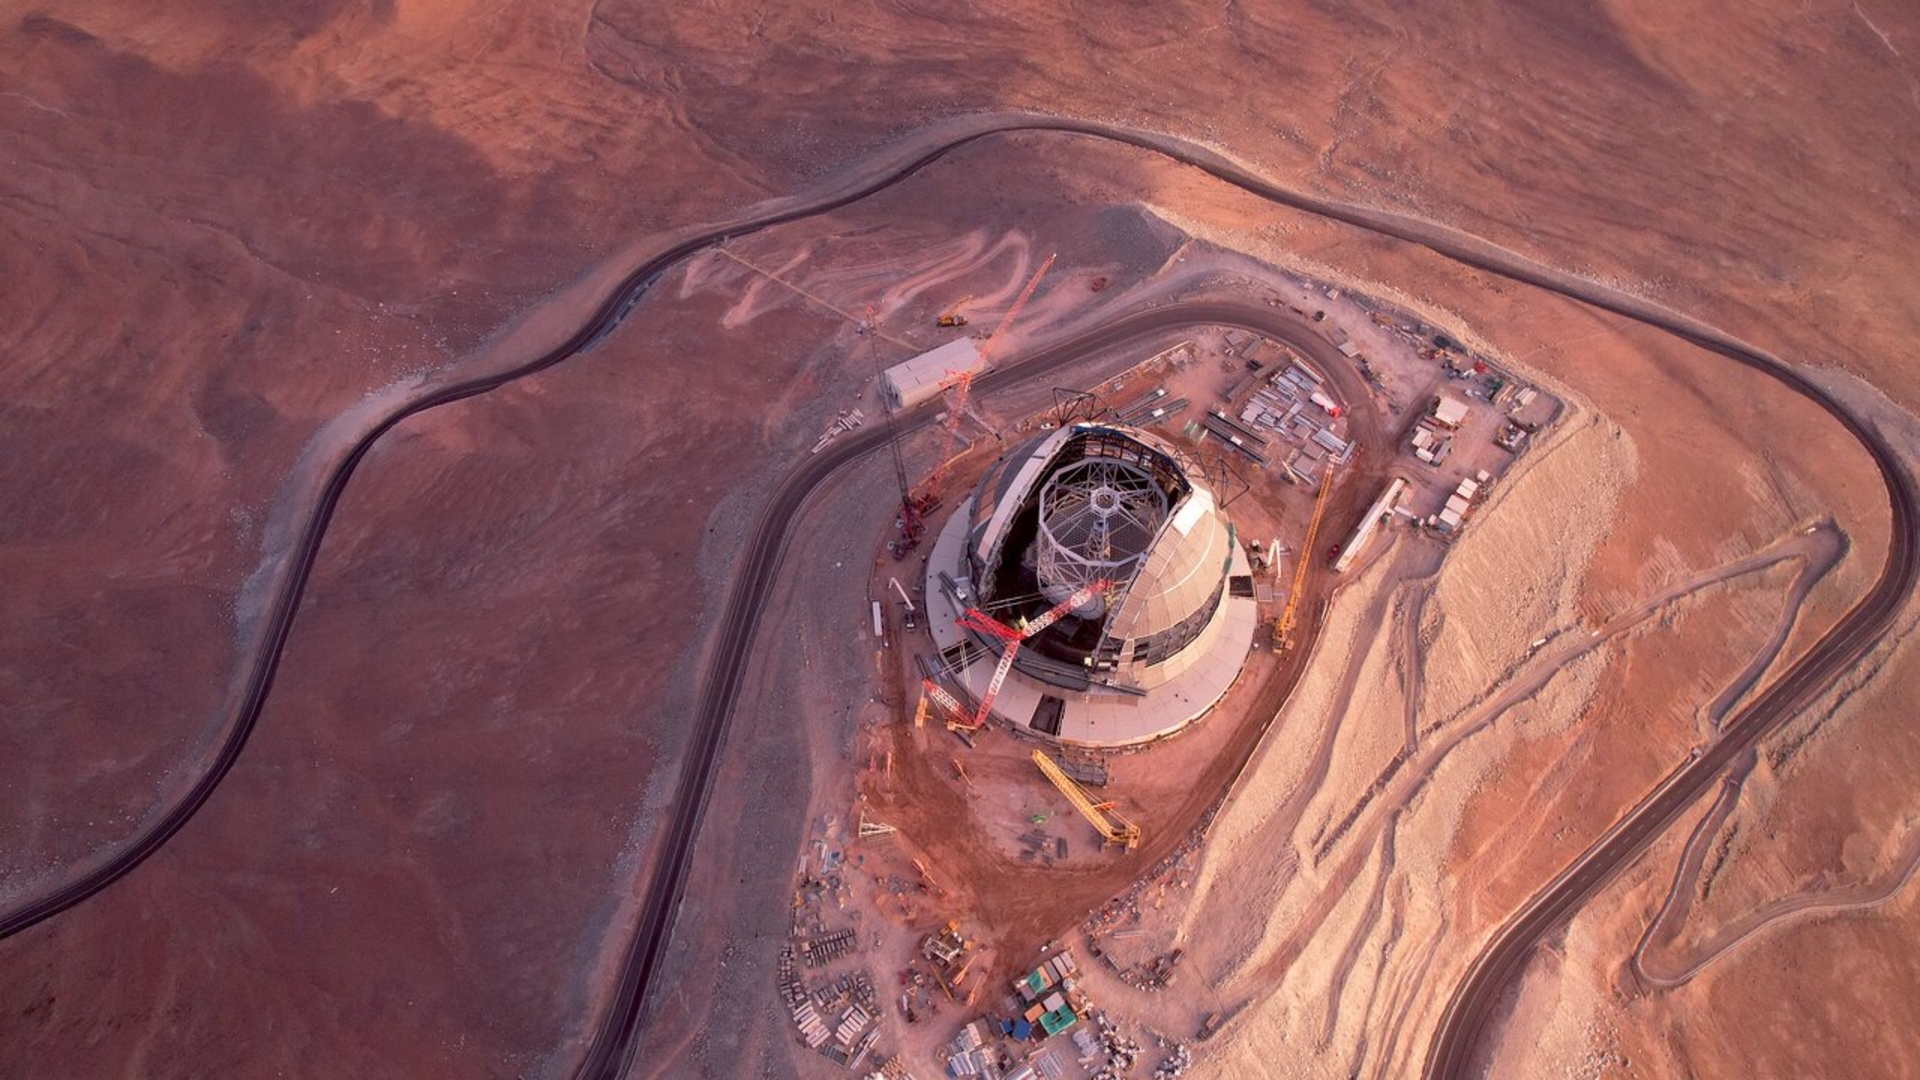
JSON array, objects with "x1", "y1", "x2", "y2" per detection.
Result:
[{"x1": 3, "y1": 2, "x2": 1918, "y2": 1078}]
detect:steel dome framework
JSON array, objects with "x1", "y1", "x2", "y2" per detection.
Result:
[{"x1": 1035, "y1": 457, "x2": 1168, "y2": 617}]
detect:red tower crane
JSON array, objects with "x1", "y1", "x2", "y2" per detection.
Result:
[
  {"x1": 867, "y1": 304, "x2": 927, "y2": 554},
  {"x1": 912, "y1": 253, "x2": 1056, "y2": 508},
  {"x1": 922, "y1": 578, "x2": 1112, "y2": 733}
]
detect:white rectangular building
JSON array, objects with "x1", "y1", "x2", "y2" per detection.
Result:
[
  {"x1": 1332, "y1": 476, "x2": 1409, "y2": 574},
  {"x1": 1430, "y1": 393, "x2": 1470, "y2": 429},
  {"x1": 881, "y1": 337, "x2": 986, "y2": 410}
]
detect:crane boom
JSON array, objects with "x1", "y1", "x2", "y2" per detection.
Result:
[
  {"x1": 919, "y1": 679, "x2": 968, "y2": 728},
  {"x1": 945, "y1": 581, "x2": 1112, "y2": 732},
  {"x1": 980, "y1": 253, "x2": 1056, "y2": 364},
  {"x1": 1276, "y1": 466, "x2": 1336, "y2": 649},
  {"x1": 1032, "y1": 750, "x2": 1141, "y2": 850},
  {"x1": 914, "y1": 254, "x2": 1056, "y2": 507}
]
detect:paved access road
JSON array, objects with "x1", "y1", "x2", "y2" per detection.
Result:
[{"x1": 4, "y1": 115, "x2": 1909, "y2": 1080}]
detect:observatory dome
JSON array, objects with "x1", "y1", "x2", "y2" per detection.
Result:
[{"x1": 962, "y1": 424, "x2": 1235, "y2": 688}]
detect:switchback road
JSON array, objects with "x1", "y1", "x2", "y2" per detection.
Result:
[{"x1": 2, "y1": 114, "x2": 1909, "y2": 1080}]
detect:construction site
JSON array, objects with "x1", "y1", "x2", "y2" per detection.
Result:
[
  {"x1": 10, "y1": 6, "x2": 1920, "y2": 1080},
  {"x1": 750, "y1": 232, "x2": 1572, "y2": 1080}
]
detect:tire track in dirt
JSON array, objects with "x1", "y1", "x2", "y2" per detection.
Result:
[
  {"x1": 1238, "y1": 522, "x2": 1845, "y2": 1010},
  {"x1": 1320, "y1": 819, "x2": 1398, "y2": 1048},
  {"x1": 1635, "y1": 822, "x2": 1920, "y2": 988}
]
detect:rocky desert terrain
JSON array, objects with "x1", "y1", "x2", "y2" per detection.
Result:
[{"x1": 3, "y1": 2, "x2": 1917, "y2": 1078}]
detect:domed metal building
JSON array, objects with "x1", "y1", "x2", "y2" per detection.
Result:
[{"x1": 926, "y1": 423, "x2": 1260, "y2": 746}]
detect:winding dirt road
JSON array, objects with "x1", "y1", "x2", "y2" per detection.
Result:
[{"x1": 5, "y1": 114, "x2": 1911, "y2": 1080}]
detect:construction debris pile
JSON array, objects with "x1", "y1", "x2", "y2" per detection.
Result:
[
  {"x1": 813, "y1": 407, "x2": 867, "y2": 454},
  {"x1": 1152, "y1": 1040, "x2": 1193, "y2": 1078}
]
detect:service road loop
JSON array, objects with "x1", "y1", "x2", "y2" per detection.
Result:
[{"x1": 0, "y1": 114, "x2": 1904, "y2": 1080}]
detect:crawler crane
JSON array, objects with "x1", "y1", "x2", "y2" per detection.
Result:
[
  {"x1": 1275, "y1": 465, "x2": 1336, "y2": 650},
  {"x1": 1032, "y1": 750, "x2": 1141, "y2": 850},
  {"x1": 921, "y1": 579, "x2": 1111, "y2": 734}
]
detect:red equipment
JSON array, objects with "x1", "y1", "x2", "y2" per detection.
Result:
[
  {"x1": 924, "y1": 579, "x2": 1111, "y2": 732},
  {"x1": 912, "y1": 253, "x2": 1056, "y2": 507}
]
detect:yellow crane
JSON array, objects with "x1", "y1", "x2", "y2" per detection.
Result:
[
  {"x1": 1275, "y1": 465, "x2": 1336, "y2": 650},
  {"x1": 1032, "y1": 750, "x2": 1141, "y2": 850}
]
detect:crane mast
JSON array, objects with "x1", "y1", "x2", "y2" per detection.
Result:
[
  {"x1": 1275, "y1": 465, "x2": 1336, "y2": 649},
  {"x1": 865, "y1": 304, "x2": 925, "y2": 555},
  {"x1": 914, "y1": 254, "x2": 1056, "y2": 506}
]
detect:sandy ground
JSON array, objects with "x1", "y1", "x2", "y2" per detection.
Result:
[
  {"x1": 1106, "y1": 188, "x2": 1913, "y2": 1077},
  {"x1": 6, "y1": 2, "x2": 1920, "y2": 1078}
]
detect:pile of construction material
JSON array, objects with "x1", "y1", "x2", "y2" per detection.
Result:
[
  {"x1": 1016, "y1": 829, "x2": 1066, "y2": 864},
  {"x1": 784, "y1": 950, "x2": 881, "y2": 1068},
  {"x1": 1153, "y1": 1041, "x2": 1192, "y2": 1078},
  {"x1": 802, "y1": 928, "x2": 857, "y2": 967},
  {"x1": 813, "y1": 408, "x2": 866, "y2": 453},
  {"x1": 1232, "y1": 363, "x2": 1353, "y2": 482},
  {"x1": 1115, "y1": 386, "x2": 1190, "y2": 427},
  {"x1": 944, "y1": 1019, "x2": 1002, "y2": 1078},
  {"x1": 779, "y1": 946, "x2": 805, "y2": 1009},
  {"x1": 863, "y1": 1057, "x2": 918, "y2": 1080},
  {"x1": 1113, "y1": 948, "x2": 1184, "y2": 992},
  {"x1": 1077, "y1": 1012, "x2": 1142, "y2": 1079}
]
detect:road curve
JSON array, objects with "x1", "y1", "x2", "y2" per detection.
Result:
[{"x1": 1, "y1": 114, "x2": 1909, "y2": 1080}]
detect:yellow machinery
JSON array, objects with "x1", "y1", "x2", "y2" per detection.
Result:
[
  {"x1": 1032, "y1": 750, "x2": 1141, "y2": 850},
  {"x1": 936, "y1": 295, "x2": 972, "y2": 327},
  {"x1": 1275, "y1": 465, "x2": 1336, "y2": 649}
]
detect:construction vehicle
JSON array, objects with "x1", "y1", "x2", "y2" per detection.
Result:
[
  {"x1": 1032, "y1": 750, "x2": 1141, "y2": 850},
  {"x1": 1275, "y1": 465, "x2": 1336, "y2": 650},
  {"x1": 921, "y1": 578, "x2": 1111, "y2": 734},
  {"x1": 890, "y1": 576, "x2": 918, "y2": 629},
  {"x1": 935, "y1": 296, "x2": 972, "y2": 328}
]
